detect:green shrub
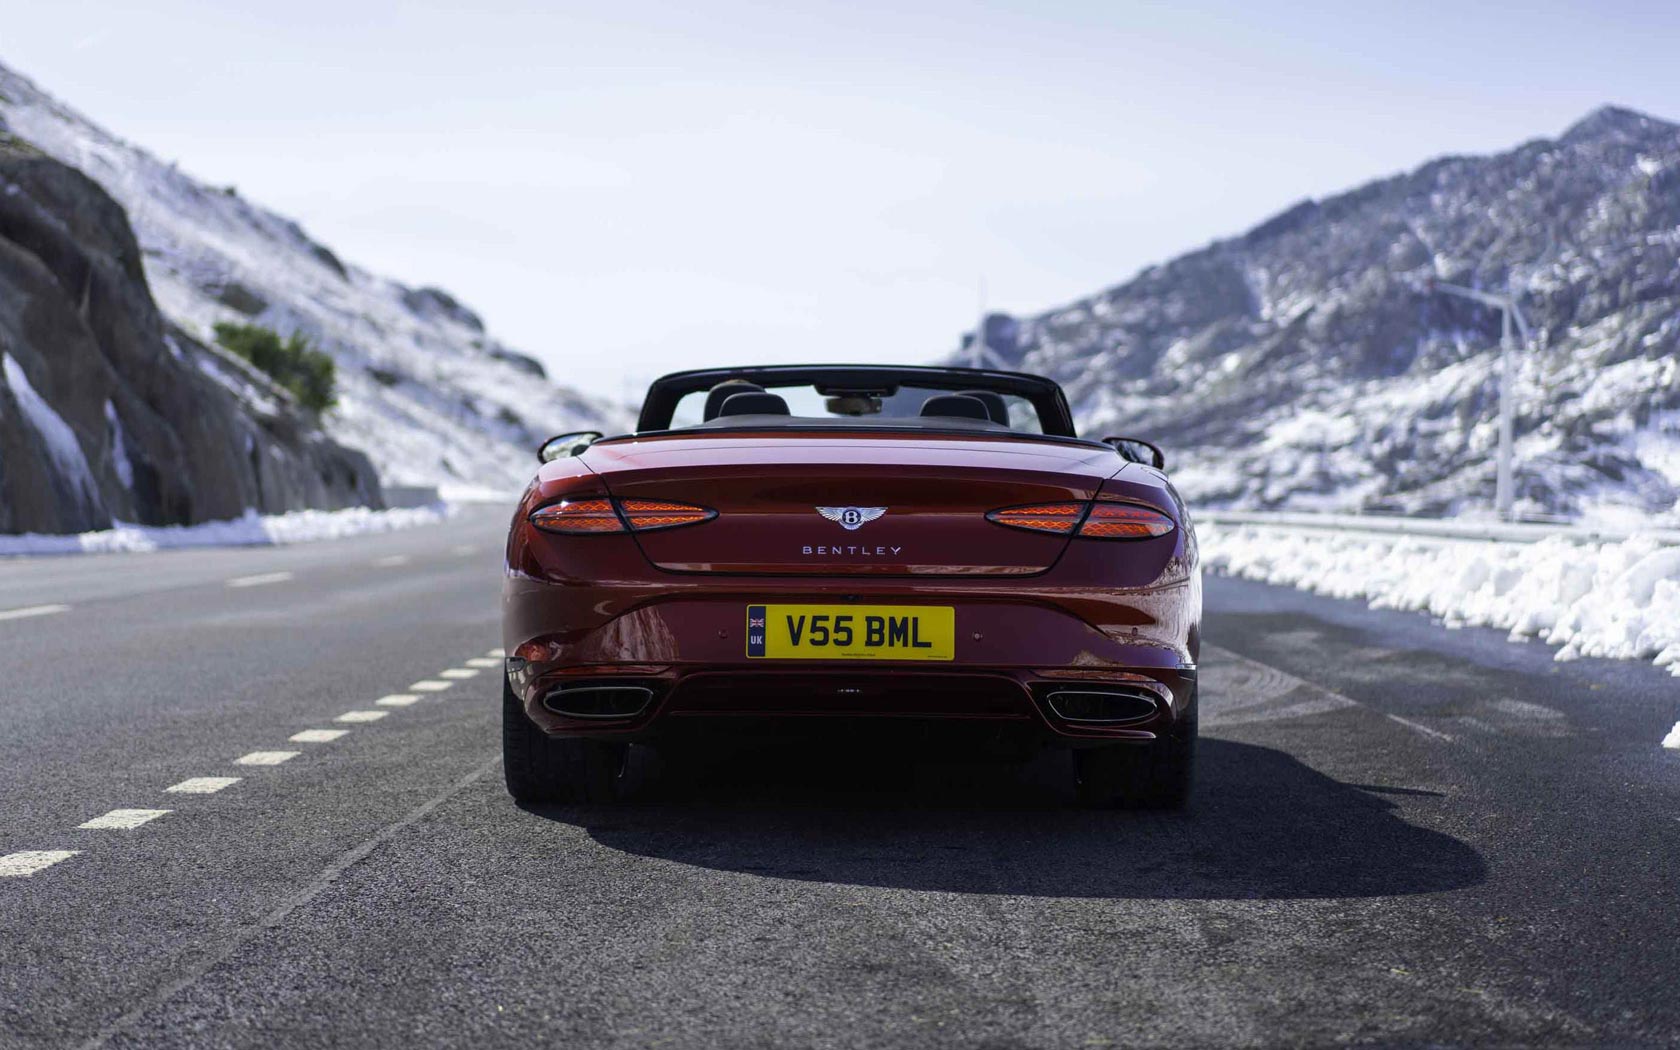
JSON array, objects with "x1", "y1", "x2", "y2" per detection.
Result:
[{"x1": 214, "y1": 322, "x2": 337, "y2": 414}]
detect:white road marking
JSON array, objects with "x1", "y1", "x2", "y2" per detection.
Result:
[
  {"x1": 1386, "y1": 713, "x2": 1457, "y2": 743},
  {"x1": 464, "y1": 657, "x2": 501, "y2": 669},
  {"x1": 373, "y1": 555, "x2": 410, "y2": 567},
  {"x1": 166, "y1": 777, "x2": 241, "y2": 794},
  {"x1": 335, "y1": 710, "x2": 388, "y2": 723},
  {"x1": 0, "y1": 850, "x2": 79, "y2": 877},
  {"x1": 486, "y1": 648, "x2": 506, "y2": 658},
  {"x1": 79, "y1": 808, "x2": 170, "y2": 830},
  {"x1": 227, "y1": 572, "x2": 293, "y2": 589},
  {"x1": 439, "y1": 668, "x2": 478, "y2": 679},
  {"x1": 236, "y1": 750, "x2": 299, "y2": 766},
  {"x1": 0, "y1": 603, "x2": 70, "y2": 622},
  {"x1": 76, "y1": 757, "x2": 502, "y2": 1048},
  {"x1": 376, "y1": 693, "x2": 420, "y2": 707},
  {"x1": 290, "y1": 729, "x2": 349, "y2": 742},
  {"x1": 409, "y1": 680, "x2": 451, "y2": 692}
]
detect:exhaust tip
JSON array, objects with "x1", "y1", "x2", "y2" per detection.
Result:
[
  {"x1": 1042, "y1": 687, "x2": 1159, "y2": 725},
  {"x1": 541, "y1": 683, "x2": 655, "y2": 720}
]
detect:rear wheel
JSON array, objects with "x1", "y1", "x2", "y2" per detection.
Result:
[
  {"x1": 503, "y1": 674, "x2": 631, "y2": 804},
  {"x1": 1074, "y1": 690, "x2": 1197, "y2": 809}
]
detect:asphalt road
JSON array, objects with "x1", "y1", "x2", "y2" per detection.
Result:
[{"x1": 3, "y1": 504, "x2": 1678, "y2": 1048}]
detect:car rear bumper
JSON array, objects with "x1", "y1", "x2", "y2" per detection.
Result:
[
  {"x1": 519, "y1": 666, "x2": 1196, "y2": 746},
  {"x1": 504, "y1": 576, "x2": 1199, "y2": 744}
]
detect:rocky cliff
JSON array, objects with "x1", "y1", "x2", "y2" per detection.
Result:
[
  {"x1": 0, "y1": 59, "x2": 624, "y2": 499},
  {"x1": 0, "y1": 137, "x2": 379, "y2": 534},
  {"x1": 966, "y1": 106, "x2": 1680, "y2": 521}
]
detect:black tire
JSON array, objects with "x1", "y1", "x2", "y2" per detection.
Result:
[
  {"x1": 503, "y1": 674, "x2": 631, "y2": 804},
  {"x1": 1074, "y1": 690, "x2": 1197, "y2": 809}
]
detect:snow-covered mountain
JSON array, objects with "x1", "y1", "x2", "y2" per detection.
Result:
[
  {"x1": 964, "y1": 106, "x2": 1680, "y2": 522},
  {"x1": 0, "y1": 59, "x2": 623, "y2": 496},
  {"x1": 0, "y1": 137, "x2": 380, "y2": 534}
]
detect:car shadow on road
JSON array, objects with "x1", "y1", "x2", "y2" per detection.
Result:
[{"x1": 527, "y1": 737, "x2": 1486, "y2": 900}]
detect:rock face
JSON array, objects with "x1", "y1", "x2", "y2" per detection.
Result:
[
  {"x1": 0, "y1": 138, "x2": 379, "y2": 534},
  {"x1": 0, "y1": 61, "x2": 625, "y2": 495},
  {"x1": 968, "y1": 106, "x2": 1680, "y2": 519}
]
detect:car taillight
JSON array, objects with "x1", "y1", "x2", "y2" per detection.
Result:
[
  {"x1": 985, "y1": 502, "x2": 1085, "y2": 535},
  {"x1": 1078, "y1": 500, "x2": 1175, "y2": 539},
  {"x1": 618, "y1": 499, "x2": 716, "y2": 531},
  {"x1": 530, "y1": 498, "x2": 625, "y2": 534},
  {"x1": 985, "y1": 500, "x2": 1175, "y2": 539},
  {"x1": 530, "y1": 497, "x2": 716, "y2": 534}
]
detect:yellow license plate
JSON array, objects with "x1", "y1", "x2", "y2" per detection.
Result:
[{"x1": 746, "y1": 604, "x2": 954, "y2": 661}]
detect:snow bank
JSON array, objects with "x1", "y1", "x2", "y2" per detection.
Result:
[
  {"x1": 1198, "y1": 522, "x2": 1680, "y2": 747},
  {"x1": 0, "y1": 503, "x2": 453, "y2": 556}
]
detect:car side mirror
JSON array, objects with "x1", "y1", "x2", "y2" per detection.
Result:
[
  {"x1": 1103, "y1": 436, "x2": 1165, "y2": 470},
  {"x1": 537, "y1": 431, "x2": 603, "y2": 463}
]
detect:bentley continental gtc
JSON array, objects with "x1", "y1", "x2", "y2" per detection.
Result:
[{"x1": 502, "y1": 365, "x2": 1200, "y2": 807}]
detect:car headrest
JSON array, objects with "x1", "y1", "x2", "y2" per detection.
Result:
[
  {"x1": 956, "y1": 390, "x2": 1010, "y2": 426},
  {"x1": 703, "y1": 380, "x2": 767, "y2": 421},
  {"x1": 718, "y1": 391, "x2": 791, "y2": 417},
  {"x1": 919, "y1": 394, "x2": 991, "y2": 421}
]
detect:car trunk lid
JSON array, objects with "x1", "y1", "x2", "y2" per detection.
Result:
[{"x1": 582, "y1": 432, "x2": 1121, "y2": 575}]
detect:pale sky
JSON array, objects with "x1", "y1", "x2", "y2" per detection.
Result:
[{"x1": 4, "y1": 1, "x2": 1678, "y2": 400}]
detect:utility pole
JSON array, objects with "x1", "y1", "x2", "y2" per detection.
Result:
[{"x1": 1423, "y1": 277, "x2": 1532, "y2": 521}]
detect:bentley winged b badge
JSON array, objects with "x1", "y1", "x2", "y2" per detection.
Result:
[{"x1": 816, "y1": 506, "x2": 887, "y2": 531}]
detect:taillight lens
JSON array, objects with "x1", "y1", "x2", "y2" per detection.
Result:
[
  {"x1": 1079, "y1": 500, "x2": 1175, "y2": 539},
  {"x1": 530, "y1": 498, "x2": 625, "y2": 534},
  {"x1": 985, "y1": 500, "x2": 1175, "y2": 540},
  {"x1": 985, "y1": 502, "x2": 1085, "y2": 535},
  {"x1": 530, "y1": 497, "x2": 716, "y2": 534},
  {"x1": 618, "y1": 499, "x2": 716, "y2": 531}
]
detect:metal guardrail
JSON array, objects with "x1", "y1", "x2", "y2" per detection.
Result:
[
  {"x1": 1196, "y1": 509, "x2": 1680, "y2": 546},
  {"x1": 383, "y1": 485, "x2": 443, "y2": 510}
]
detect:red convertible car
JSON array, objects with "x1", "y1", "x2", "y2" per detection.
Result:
[{"x1": 502, "y1": 365, "x2": 1200, "y2": 807}]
